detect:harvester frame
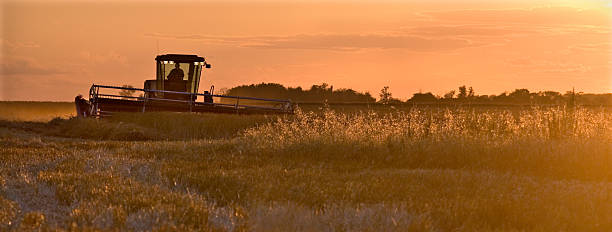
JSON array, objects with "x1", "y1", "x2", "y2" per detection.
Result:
[
  {"x1": 88, "y1": 84, "x2": 293, "y2": 116},
  {"x1": 79, "y1": 54, "x2": 294, "y2": 116}
]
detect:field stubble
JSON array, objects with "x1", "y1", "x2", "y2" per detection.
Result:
[{"x1": 1, "y1": 104, "x2": 611, "y2": 231}]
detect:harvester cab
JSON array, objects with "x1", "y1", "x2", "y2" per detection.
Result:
[
  {"x1": 81, "y1": 54, "x2": 293, "y2": 116},
  {"x1": 145, "y1": 54, "x2": 211, "y2": 101}
]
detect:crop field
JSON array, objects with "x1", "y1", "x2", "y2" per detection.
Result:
[{"x1": 1, "y1": 102, "x2": 612, "y2": 231}]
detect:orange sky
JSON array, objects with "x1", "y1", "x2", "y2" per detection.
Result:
[{"x1": 1, "y1": 0, "x2": 611, "y2": 101}]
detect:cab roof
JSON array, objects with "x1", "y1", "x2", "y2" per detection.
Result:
[{"x1": 155, "y1": 54, "x2": 205, "y2": 63}]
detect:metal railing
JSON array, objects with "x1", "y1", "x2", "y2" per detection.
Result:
[{"x1": 89, "y1": 84, "x2": 293, "y2": 115}]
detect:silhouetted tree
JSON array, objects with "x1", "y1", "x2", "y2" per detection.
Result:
[
  {"x1": 443, "y1": 90, "x2": 456, "y2": 99},
  {"x1": 409, "y1": 92, "x2": 438, "y2": 103},
  {"x1": 119, "y1": 85, "x2": 136, "y2": 98},
  {"x1": 225, "y1": 83, "x2": 612, "y2": 106},
  {"x1": 216, "y1": 87, "x2": 229, "y2": 95},
  {"x1": 378, "y1": 86, "x2": 393, "y2": 104},
  {"x1": 226, "y1": 82, "x2": 374, "y2": 103},
  {"x1": 509, "y1": 89, "x2": 531, "y2": 103},
  {"x1": 457, "y1": 86, "x2": 467, "y2": 99}
]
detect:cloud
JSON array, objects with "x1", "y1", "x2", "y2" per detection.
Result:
[
  {"x1": 424, "y1": 7, "x2": 610, "y2": 27},
  {"x1": 145, "y1": 20, "x2": 607, "y2": 53},
  {"x1": 567, "y1": 43, "x2": 612, "y2": 52},
  {"x1": 1, "y1": 39, "x2": 40, "y2": 51},
  {"x1": 145, "y1": 33, "x2": 481, "y2": 52},
  {"x1": 404, "y1": 25, "x2": 535, "y2": 37},
  {"x1": 1, "y1": 57, "x2": 69, "y2": 76},
  {"x1": 506, "y1": 58, "x2": 592, "y2": 74},
  {"x1": 142, "y1": 6, "x2": 609, "y2": 54},
  {"x1": 414, "y1": 7, "x2": 611, "y2": 40},
  {"x1": 79, "y1": 51, "x2": 129, "y2": 65},
  {"x1": 244, "y1": 34, "x2": 479, "y2": 51},
  {"x1": 403, "y1": 24, "x2": 610, "y2": 39}
]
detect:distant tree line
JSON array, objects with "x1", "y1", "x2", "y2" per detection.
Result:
[
  {"x1": 405, "y1": 85, "x2": 612, "y2": 106},
  {"x1": 223, "y1": 83, "x2": 611, "y2": 106},
  {"x1": 225, "y1": 83, "x2": 376, "y2": 103}
]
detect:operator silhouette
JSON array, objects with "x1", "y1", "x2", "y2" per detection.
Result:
[{"x1": 167, "y1": 63, "x2": 184, "y2": 81}]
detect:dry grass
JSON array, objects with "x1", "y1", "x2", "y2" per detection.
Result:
[
  {"x1": 0, "y1": 112, "x2": 278, "y2": 141},
  {"x1": 1, "y1": 104, "x2": 611, "y2": 231}
]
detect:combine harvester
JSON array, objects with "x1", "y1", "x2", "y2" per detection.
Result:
[{"x1": 77, "y1": 54, "x2": 293, "y2": 117}]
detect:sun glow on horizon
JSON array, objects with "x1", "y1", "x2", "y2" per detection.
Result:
[{"x1": 1, "y1": 0, "x2": 611, "y2": 100}]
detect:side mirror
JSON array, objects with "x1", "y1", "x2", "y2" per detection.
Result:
[{"x1": 205, "y1": 63, "x2": 212, "y2": 69}]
